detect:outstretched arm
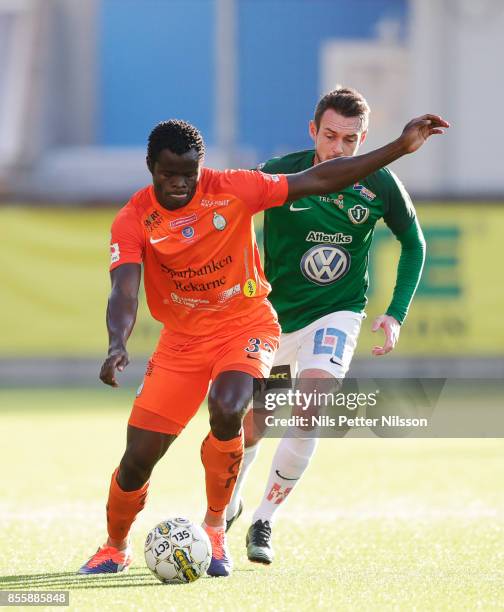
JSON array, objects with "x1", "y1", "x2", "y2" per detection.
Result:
[
  {"x1": 286, "y1": 114, "x2": 449, "y2": 201},
  {"x1": 371, "y1": 219, "x2": 426, "y2": 356},
  {"x1": 99, "y1": 263, "x2": 141, "y2": 387}
]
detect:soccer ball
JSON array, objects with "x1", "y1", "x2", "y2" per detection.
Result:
[{"x1": 144, "y1": 517, "x2": 211, "y2": 583}]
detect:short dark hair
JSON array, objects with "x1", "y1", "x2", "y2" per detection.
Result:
[
  {"x1": 314, "y1": 86, "x2": 370, "y2": 131},
  {"x1": 147, "y1": 119, "x2": 205, "y2": 167}
]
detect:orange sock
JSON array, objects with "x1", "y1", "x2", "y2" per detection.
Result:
[
  {"x1": 106, "y1": 468, "x2": 149, "y2": 542},
  {"x1": 201, "y1": 431, "x2": 244, "y2": 522}
]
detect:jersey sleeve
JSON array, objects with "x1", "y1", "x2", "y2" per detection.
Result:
[
  {"x1": 109, "y1": 205, "x2": 145, "y2": 271},
  {"x1": 382, "y1": 169, "x2": 416, "y2": 236},
  {"x1": 221, "y1": 169, "x2": 289, "y2": 215}
]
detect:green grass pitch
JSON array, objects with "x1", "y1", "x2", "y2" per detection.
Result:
[{"x1": 1, "y1": 388, "x2": 504, "y2": 611}]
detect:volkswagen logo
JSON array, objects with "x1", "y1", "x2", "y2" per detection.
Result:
[{"x1": 300, "y1": 244, "x2": 351, "y2": 286}]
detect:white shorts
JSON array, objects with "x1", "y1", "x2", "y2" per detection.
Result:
[{"x1": 273, "y1": 311, "x2": 364, "y2": 379}]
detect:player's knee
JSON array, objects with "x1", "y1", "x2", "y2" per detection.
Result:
[{"x1": 208, "y1": 391, "x2": 246, "y2": 439}]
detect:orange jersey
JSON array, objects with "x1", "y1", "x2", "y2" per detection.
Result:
[{"x1": 109, "y1": 167, "x2": 288, "y2": 336}]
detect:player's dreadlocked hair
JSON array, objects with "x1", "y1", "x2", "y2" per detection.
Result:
[
  {"x1": 314, "y1": 86, "x2": 370, "y2": 131},
  {"x1": 147, "y1": 119, "x2": 205, "y2": 167}
]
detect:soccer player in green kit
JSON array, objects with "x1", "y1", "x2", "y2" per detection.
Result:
[{"x1": 226, "y1": 87, "x2": 428, "y2": 563}]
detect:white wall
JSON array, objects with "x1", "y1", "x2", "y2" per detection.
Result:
[{"x1": 321, "y1": 0, "x2": 504, "y2": 197}]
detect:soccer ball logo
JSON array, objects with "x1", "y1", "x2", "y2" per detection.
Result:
[{"x1": 144, "y1": 517, "x2": 211, "y2": 583}]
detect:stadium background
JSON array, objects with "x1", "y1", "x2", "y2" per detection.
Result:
[{"x1": 0, "y1": 0, "x2": 502, "y2": 383}]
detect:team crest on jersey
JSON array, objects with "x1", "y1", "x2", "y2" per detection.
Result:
[
  {"x1": 353, "y1": 182, "x2": 376, "y2": 201},
  {"x1": 300, "y1": 244, "x2": 351, "y2": 286},
  {"x1": 182, "y1": 226, "x2": 195, "y2": 239},
  {"x1": 347, "y1": 204, "x2": 370, "y2": 225},
  {"x1": 212, "y1": 211, "x2": 227, "y2": 231}
]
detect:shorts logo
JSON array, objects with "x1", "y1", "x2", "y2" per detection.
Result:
[
  {"x1": 110, "y1": 242, "x2": 120, "y2": 263},
  {"x1": 313, "y1": 328, "x2": 347, "y2": 361},
  {"x1": 212, "y1": 211, "x2": 227, "y2": 231},
  {"x1": 182, "y1": 226, "x2": 194, "y2": 239},
  {"x1": 348, "y1": 204, "x2": 369, "y2": 224},
  {"x1": 300, "y1": 245, "x2": 350, "y2": 285}
]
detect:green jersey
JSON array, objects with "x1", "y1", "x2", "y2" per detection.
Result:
[{"x1": 262, "y1": 149, "x2": 417, "y2": 333}]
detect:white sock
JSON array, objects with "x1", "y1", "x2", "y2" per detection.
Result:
[
  {"x1": 225, "y1": 443, "x2": 260, "y2": 520},
  {"x1": 252, "y1": 436, "x2": 318, "y2": 524}
]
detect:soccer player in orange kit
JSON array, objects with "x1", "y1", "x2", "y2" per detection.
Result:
[{"x1": 78, "y1": 116, "x2": 448, "y2": 577}]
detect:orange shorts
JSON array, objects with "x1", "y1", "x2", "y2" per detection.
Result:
[{"x1": 128, "y1": 309, "x2": 280, "y2": 436}]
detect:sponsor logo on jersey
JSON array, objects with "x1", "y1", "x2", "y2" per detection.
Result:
[
  {"x1": 305, "y1": 230, "x2": 352, "y2": 244},
  {"x1": 201, "y1": 198, "x2": 230, "y2": 207},
  {"x1": 161, "y1": 256, "x2": 232, "y2": 279},
  {"x1": 143, "y1": 210, "x2": 163, "y2": 231},
  {"x1": 319, "y1": 194, "x2": 344, "y2": 209},
  {"x1": 171, "y1": 292, "x2": 211, "y2": 308},
  {"x1": 110, "y1": 242, "x2": 120, "y2": 263},
  {"x1": 174, "y1": 277, "x2": 227, "y2": 292},
  {"x1": 169, "y1": 213, "x2": 198, "y2": 229},
  {"x1": 347, "y1": 204, "x2": 370, "y2": 224},
  {"x1": 300, "y1": 244, "x2": 351, "y2": 286},
  {"x1": 353, "y1": 182, "x2": 376, "y2": 201},
  {"x1": 243, "y1": 278, "x2": 257, "y2": 297},
  {"x1": 212, "y1": 211, "x2": 227, "y2": 230},
  {"x1": 217, "y1": 283, "x2": 241, "y2": 303},
  {"x1": 181, "y1": 226, "x2": 195, "y2": 238}
]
